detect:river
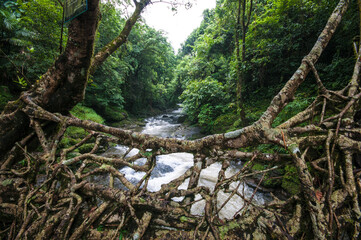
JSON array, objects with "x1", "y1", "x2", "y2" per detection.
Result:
[{"x1": 102, "y1": 107, "x2": 267, "y2": 219}]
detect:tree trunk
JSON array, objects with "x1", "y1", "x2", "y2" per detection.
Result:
[
  {"x1": 235, "y1": 0, "x2": 253, "y2": 126},
  {"x1": 235, "y1": 0, "x2": 246, "y2": 125},
  {"x1": 0, "y1": 0, "x2": 151, "y2": 160},
  {"x1": 0, "y1": 0, "x2": 101, "y2": 159}
]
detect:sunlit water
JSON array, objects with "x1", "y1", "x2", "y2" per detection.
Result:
[
  {"x1": 105, "y1": 108, "x2": 266, "y2": 219},
  {"x1": 141, "y1": 108, "x2": 201, "y2": 139}
]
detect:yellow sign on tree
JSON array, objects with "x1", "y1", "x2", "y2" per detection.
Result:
[{"x1": 64, "y1": 0, "x2": 88, "y2": 23}]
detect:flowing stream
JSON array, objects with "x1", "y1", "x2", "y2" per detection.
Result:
[{"x1": 103, "y1": 107, "x2": 267, "y2": 219}]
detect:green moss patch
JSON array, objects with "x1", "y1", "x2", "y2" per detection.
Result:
[
  {"x1": 281, "y1": 165, "x2": 300, "y2": 195},
  {"x1": 70, "y1": 104, "x2": 105, "y2": 124},
  {"x1": 102, "y1": 105, "x2": 128, "y2": 122},
  {"x1": 60, "y1": 104, "x2": 104, "y2": 149},
  {"x1": 219, "y1": 221, "x2": 240, "y2": 239},
  {"x1": 249, "y1": 162, "x2": 300, "y2": 194},
  {"x1": 213, "y1": 113, "x2": 239, "y2": 133}
]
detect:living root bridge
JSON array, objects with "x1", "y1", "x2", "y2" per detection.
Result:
[{"x1": 1, "y1": 0, "x2": 361, "y2": 239}]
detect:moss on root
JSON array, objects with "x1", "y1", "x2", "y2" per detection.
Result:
[
  {"x1": 59, "y1": 104, "x2": 104, "y2": 148},
  {"x1": 250, "y1": 163, "x2": 300, "y2": 195}
]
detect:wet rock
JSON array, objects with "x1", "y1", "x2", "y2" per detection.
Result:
[
  {"x1": 151, "y1": 163, "x2": 174, "y2": 178},
  {"x1": 101, "y1": 146, "x2": 128, "y2": 158},
  {"x1": 177, "y1": 115, "x2": 186, "y2": 123}
]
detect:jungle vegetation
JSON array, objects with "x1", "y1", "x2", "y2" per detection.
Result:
[{"x1": 0, "y1": 0, "x2": 361, "y2": 239}]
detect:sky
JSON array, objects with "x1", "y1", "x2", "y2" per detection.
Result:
[{"x1": 142, "y1": 0, "x2": 217, "y2": 52}]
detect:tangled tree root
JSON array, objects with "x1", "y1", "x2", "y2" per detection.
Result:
[{"x1": 1, "y1": 0, "x2": 361, "y2": 239}]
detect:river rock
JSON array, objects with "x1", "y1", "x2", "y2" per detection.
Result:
[
  {"x1": 151, "y1": 163, "x2": 174, "y2": 178},
  {"x1": 177, "y1": 115, "x2": 186, "y2": 123},
  {"x1": 101, "y1": 146, "x2": 128, "y2": 158}
]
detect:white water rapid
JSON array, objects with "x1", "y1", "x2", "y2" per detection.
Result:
[{"x1": 105, "y1": 108, "x2": 267, "y2": 219}]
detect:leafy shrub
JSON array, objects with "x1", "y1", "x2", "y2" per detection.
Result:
[
  {"x1": 272, "y1": 93, "x2": 315, "y2": 127},
  {"x1": 213, "y1": 112, "x2": 239, "y2": 133},
  {"x1": 180, "y1": 77, "x2": 228, "y2": 129}
]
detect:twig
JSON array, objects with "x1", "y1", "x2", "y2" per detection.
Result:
[
  {"x1": 193, "y1": 216, "x2": 205, "y2": 240},
  {"x1": 69, "y1": 202, "x2": 110, "y2": 240},
  {"x1": 127, "y1": 202, "x2": 140, "y2": 225},
  {"x1": 311, "y1": 157, "x2": 328, "y2": 173},
  {"x1": 111, "y1": 212, "x2": 126, "y2": 240},
  {"x1": 281, "y1": 130, "x2": 287, "y2": 150},
  {"x1": 320, "y1": 97, "x2": 327, "y2": 124},
  {"x1": 234, "y1": 173, "x2": 265, "y2": 218},
  {"x1": 216, "y1": 181, "x2": 242, "y2": 216},
  {"x1": 14, "y1": 210, "x2": 34, "y2": 240},
  {"x1": 11, "y1": 152, "x2": 31, "y2": 176},
  {"x1": 201, "y1": 226, "x2": 210, "y2": 240},
  {"x1": 303, "y1": 58, "x2": 327, "y2": 94},
  {"x1": 132, "y1": 211, "x2": 152, "y2": 240}
]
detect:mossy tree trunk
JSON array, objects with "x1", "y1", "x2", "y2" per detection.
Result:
[{"x1": 235, "y1": 0, "x2": 253, "y2": 126}]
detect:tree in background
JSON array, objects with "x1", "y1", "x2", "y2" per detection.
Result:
[
  {"x1": 235, "y1": 0, "x2": 253, "y2": 125},
  {"x1": 120, "y1": 26, "x2": 176, "y2": 114},
  {"x1": 83, "y1": 3, "x2": 176, "y2": 120},
  {"x1": 178, "y1": 0, "x2": 358, "y2": 132}
]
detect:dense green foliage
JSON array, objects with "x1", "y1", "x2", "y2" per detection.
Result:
[
  {"x1": 0, "y1": 0, "x2": 357, "y2": 128},
  {"x1": 0, "y1": 1, "x2": 177, "y2": 122},
  {"x1": 180, "y1": 77, "x2": 230, "y2": 131},
  {"x1": 84, "y1": 4, "x2": 177, "y2": 120},
  {"x1": 0, "y1": 0, "x2": 64, "y2": 93},
  {"x1": 173, "y1": 0, "x2": 358, "y2": 196},
  {"x1": 0, "y1": 85, "x2": 13, "y2": 109},
  {"x1": 177, "y1": 0, "x2": 358, "y2": 132}
]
